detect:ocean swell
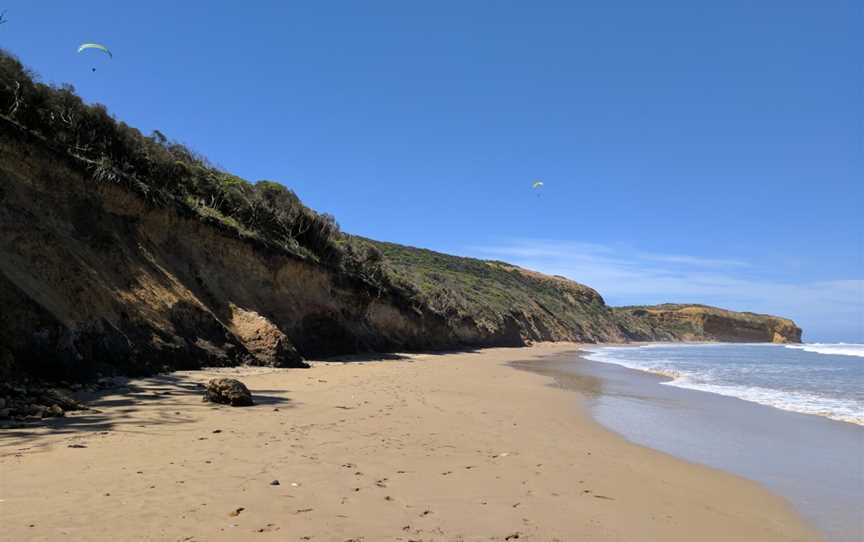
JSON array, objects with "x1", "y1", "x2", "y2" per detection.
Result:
[
  {"x1": 785, "y1": 343, "x2": 864, "y2": 358},
  {"x1": 662, "y1": 379, "x2": 864, "y2": 426},
  {"x1": 584, "y1": 345, "x2": 863, "y2": 426}
]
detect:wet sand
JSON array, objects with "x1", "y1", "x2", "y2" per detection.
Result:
[
  {"x1": 515, "y1": 351, "x2": 864, "y2": 542},
  {"x1": 0, "y1": 344, "x2": 822, "y2": 541}
]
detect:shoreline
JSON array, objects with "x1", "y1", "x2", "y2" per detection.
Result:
[
  {"x1": 579, "y1": 343, "x2": 864, "y2": 426},
  {"x1": 0, "y1": 344, "x2": 823, "y2": 541},
  {"x1": 516, "y1": 346, "x2": 862, "y2": 542}
]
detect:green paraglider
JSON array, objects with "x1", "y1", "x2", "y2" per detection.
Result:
[{"x1": 77, "y1": 43, "x2": 112, "y2": 58}]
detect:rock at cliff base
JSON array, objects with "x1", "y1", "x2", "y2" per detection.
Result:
[
  {"x1": 203, "y1": 378, "x2": 254, "y2": 407},
  {"x1": 229, "y1": 305, "x2": 308, "y2": 368},
  {"x1": 43, "y1": 404, "x2": 64, "y2": 418}
]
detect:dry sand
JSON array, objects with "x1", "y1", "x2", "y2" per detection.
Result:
[{"x1": 0, "y1": 344, "x2": 823, "y2": 541}]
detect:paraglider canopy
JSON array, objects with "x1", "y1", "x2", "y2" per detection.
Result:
[
  {"x1": 77, "y1": 43, "x2": 112, "y2": 58},
  {"x1": 532, "y1": 180, "x2": 544, "y2": 189}
]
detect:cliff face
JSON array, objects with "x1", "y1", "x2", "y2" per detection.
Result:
[
  {"x1": 0, "y1": 123, "x2": 629, "y2": 381},
  {"x1": 614, "y1": 304, "x2": 803, "y2": 344},
  {"x1": 1, "y1": 127, "x2": 426, "y2": 378}
]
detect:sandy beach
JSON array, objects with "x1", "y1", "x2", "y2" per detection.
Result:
[{"x1": 0, "y1": 344, "x2": 823, "y2": 542}]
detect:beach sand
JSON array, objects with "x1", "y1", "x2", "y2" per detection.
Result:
[{"x1": 0, "y1": 344, "x2": 823, "y2": 541}]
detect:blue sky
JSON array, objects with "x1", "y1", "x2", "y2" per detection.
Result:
[{"x1": 2, "y1": 1, "x2": 861, "y2": 341}]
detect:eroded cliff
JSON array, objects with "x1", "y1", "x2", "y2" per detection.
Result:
[
  {"x1": 0, "y1": 120, "x2": 629, "y2": 381},
  {"x1": 614, "y1": 304, "x2": 802, "y2": 343}
]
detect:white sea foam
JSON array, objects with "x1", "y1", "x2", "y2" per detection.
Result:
[
  {"x1": 661, "y1": 379, "x2": 864, "y2": 425},
  {"x1": 785, "y1": 343, "x2": 864, "y2": 358},
  {"x1": 583, "y1": 348, "x2": 686, "y2": 380},
  {"x1": 583, "y1": 345, "x2": 864, "y2": 426},
  {"x1": 634, "y1": 343, "x2": 720, "y2": 348}
]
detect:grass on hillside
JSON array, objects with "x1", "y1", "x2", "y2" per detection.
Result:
[{"x1": 371, "y1": 240, "x2": 615, "y2": 332}]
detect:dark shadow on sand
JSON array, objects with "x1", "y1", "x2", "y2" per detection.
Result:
[
  {"x1": 320, "y1": 347, "x2": 487, "y2": 363},
  {"x1": 0, "y1": 373, "x2": 295, "y2": 447}
]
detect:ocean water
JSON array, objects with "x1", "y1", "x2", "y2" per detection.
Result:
[{"x1": 584, "y1": 343, "x2": 864, "y2": 425}]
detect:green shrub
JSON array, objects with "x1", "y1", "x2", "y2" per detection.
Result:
[{"x1": 0, "y1": 49, "x2": 349, "y2": 268}]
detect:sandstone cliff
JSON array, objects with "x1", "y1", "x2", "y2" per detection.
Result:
[{"x1": 614, "y1": 304, "x2": 802, "y2": 344}]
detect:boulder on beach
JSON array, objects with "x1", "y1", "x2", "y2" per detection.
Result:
[{"x1": 202, "y1": 378, "x2": 254, "y2": 407}]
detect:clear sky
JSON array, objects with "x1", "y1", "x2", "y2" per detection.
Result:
[{"x1": 2, "y1": 1, "x2": 861, "y2": 341}]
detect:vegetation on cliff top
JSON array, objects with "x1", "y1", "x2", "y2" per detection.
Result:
[
  {"x1": 0, "y1": 49, "x2": 350, "y2": 265},
  {"x1": 615, "y1": 304, "x2": 797, "y2": 324},
  {"x1": 370, "y1": 240, "x2": 621, "y2": 340}
]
